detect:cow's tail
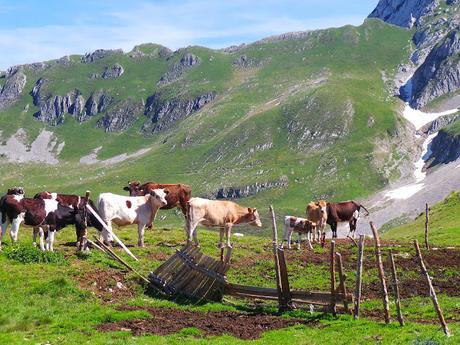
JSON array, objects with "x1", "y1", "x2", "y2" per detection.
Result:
[{"x1": 359, "y1": 204, "x2": 370, "y2": 216}]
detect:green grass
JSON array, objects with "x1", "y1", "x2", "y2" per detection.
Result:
[
  {"x1": 0, "y1": 218, "x2": 459, "y2": 344},
  {"x1": 383, "y1": 191, "x2": 460, "y2": 246}
]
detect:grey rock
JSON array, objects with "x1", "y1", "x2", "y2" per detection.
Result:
[
  {"x1": 207, "y1": 177, "x2": 289, "y2": 199},
  {"x1": 56, "y1": 55, "x2": 71, "y2": 67},
  {"x1": 129, "y1": 44, "x2": 173, "y2": 59},
  {"x1": 81, "y1": 49, "x2": 123, "y2": 63},
  {"x1": 407, "y1": 29, "x2": 460, "y2": 108},
  {"x1": 232, "y1": 54, "x2": 268, "y2": 68},
  {"x1": 157, "y1": 53, "x2": 200, "y2": 86},
  {"x1": 101, "y1": 63, "x2": 124, "y2": 79},
  {"x1": 0, "y1": 68, "x2": 27, "y2": 110},
  {"x1": 427, "y1": 128, "x2": 460, "y2": 167},
  {"x1": 142, "y1": 92, "x2": 216, "y2": 133},
  {"x1": 368, "y1": 0, "x2": 438, "y2": 28},
  {"x1": 421, "y1": 112, "x2": 460, "y2": 134},
  {"x1": 96, "y1": 99, "x2": 143, "y2": 132}
]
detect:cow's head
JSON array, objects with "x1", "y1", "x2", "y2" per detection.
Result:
[
  {"x1": 7, "y1": 186, "x2": 24, "y2": 196},
  {"x1": 149, "y1": 189, "x2": 169, "y2": 208},
  {"x1": 123, "y1": 181, "x2": 142, "y2": 196},
  {"x1": 247, "y1": 208, "x2": 262, "y2": 227},
  {"x1": 316, "y1": 200, "x2": 328, "y2": 217}
]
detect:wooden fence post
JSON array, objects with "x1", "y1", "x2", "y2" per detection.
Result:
[
  {"x1": 330, "y1": 240, "x2": 337, "y2": 316},
  {"x1": 389, "y1": 250, "x2": 404, "y2": 326},
  {"x1": 414, "y1": 240, "x2": 450, "y2": 337},
  {"x1": 278, "y1": 247, "x2": 294, "y2": 310},
  {"x1": 269, "y1": 205, "x2": 287, "y2": 312},
  {"x1": 425, "y1": 203, "x2": 429, "y2": 251},
  {"x1": 336, "y1": 252, "x2": 350, "y2": 313},
  {"x1": 354, "y1": 235, "x2": 365, "y2": 320},
  {"x1": 370, "y1": 222, "x2": 390, "y2": 324}
]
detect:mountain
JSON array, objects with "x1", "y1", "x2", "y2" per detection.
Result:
[{"x1": 0, "y1": 1, "x2": 458, "y2": 223}]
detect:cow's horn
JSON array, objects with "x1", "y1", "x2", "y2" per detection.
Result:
[{"x1": 85, "y1": 190, "x2": 91, "y2": 199}]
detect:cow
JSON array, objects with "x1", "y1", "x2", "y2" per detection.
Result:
[
  {"x1": 326, "y1": 201, "x2": 370, "y2": 238},
  {"x1": 32, "y1": 192, "x2": 104, "y2": 250},
  {"x1": 0, "y1": 187, "x2": 26, "y2": 248},
  {"x1": 97, "y1": 189, "x2": 168, "y2": 247},
  {"x1": 0, "y1": 193, "x2": 102, "y2": 251},
  {"x1": 306, "y1": 200, "x2": 328, "y2": 243},
  {"x1": 281, "y1": 216, "x2": 316, "y2": 249},
  {"x1": 123, "y1": 181, "x2": 191, "y2": 216},
  {"x1": 185, "y1": 197, "x2": 262, "y2": 248}
]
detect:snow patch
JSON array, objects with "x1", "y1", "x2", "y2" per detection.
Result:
[
  {"x1": 402, "y1": 104, "x2": 458, "y2": 130},
  {"x1": 384, "y1": 183, "x2": 424, "y2": 200},
  {"x1": 414, "y1": 132, "x2": 437, "y2": 182}
]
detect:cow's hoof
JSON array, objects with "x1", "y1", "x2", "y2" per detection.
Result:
[
  {"x1": 217, "y1": 243, "x2": 225, "y2": 249},
  {"x1": 138, "y1": 243, "x2": 145, "y2": 247}
]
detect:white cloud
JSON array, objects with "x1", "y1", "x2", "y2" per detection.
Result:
[{"x1": 0, "y1": 0, "x2": 366, "y2": 69}]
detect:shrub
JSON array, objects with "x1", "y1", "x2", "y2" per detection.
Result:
[{"x1": 3, "y1": 245, "x2": 68, "y2": 265}]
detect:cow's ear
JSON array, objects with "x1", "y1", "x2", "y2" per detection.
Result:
[
  {"x1": 248, "y1": 207, "x2": 253, "y2": 214},
  {"x1": 164, "y1": 189, "x2": 170, "y2": 195},
  {"x1": 253, "y1": 208, "x2": 257, "y2": 212},
  {"x1": 123, "y1": 186, "x2": 130, "y2": 191}
]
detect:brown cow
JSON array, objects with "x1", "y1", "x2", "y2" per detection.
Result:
[
  {"x1": 306, "y1": 200, "x2": 328, "y2": 243},
  {"x1": 327, "y1": 201, "x2": 369, "y2": 238},
  {"x1": 123, "y1": 180, "x2": 192, "y2": 216}
]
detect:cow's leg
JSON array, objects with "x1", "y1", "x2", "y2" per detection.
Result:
[
  {"x1": 48, "y1": 230, "x2": 56, "y2": 252},
  {"x1": 38, "y1": 227, "x2": 45, "y2": 251},
  {"x1": 33, "y1": 227, "x2": 38, "y2": 247},
  {"x1": 101, "y1": 220, "x2": 114, "y2": 246},
  {"x1": 137, "y1": 223, "x2": 146, "y2": 247},
  {"x1": 218, "y1": 226, "x2": 225, "y2": 249},
  {"x1": 297, "y1": 232, "x2": 302, "y2": 250},
  {"x1": 281, "y1": 224, "x2": 289, "y2": 249},
  {"x1": 0, "y1": 217, "x2": 10, "y2": 248},
  {"x1": 9, "y1": 217, "x2": 21, "y2": 243},
  {"x1": 225, "y1": 224, "x2": 232, "y2": 248},
  {"x1": 287, "y1": 228, "x2": 293, "y2": 249}
]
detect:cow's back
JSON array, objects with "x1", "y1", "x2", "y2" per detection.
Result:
[{"x1": 188, "y1": 198, "x2": 242, "y2": 226}]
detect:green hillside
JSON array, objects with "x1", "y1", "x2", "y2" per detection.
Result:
[
  {"x1": 383, "y1": 191, "x2": 460, "y2": 246},
  {"x1": 0, "y1": 19, "x2": 413, "y2": 219}
]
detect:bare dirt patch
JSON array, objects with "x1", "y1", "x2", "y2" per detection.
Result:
[
  {"x1": 77, "y1": 269, "x2": 135, "y2": 303},
  {"x1": 97, "y1": 305, "x2": 315, "y2": 340}
]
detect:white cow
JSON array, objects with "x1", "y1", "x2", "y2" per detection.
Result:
[
  {"x1": 282, "y1": 216, "x2": 316, "y2": 249},
  {"x1": 97, "y1": 189, "x2": 168, "y2": 247},
  {"x1": 186, "y1": 197, "x2": 262, "y2": 248}
]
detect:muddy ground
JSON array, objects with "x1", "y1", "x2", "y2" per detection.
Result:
[{"x1": 98, "y1": 305, "x2": 316, "y2": 339}]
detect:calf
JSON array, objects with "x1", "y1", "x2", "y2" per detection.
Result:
[
  {"x1": 97, "y1": 189, "x2": 168, "y2": 247},
  {"x1": 282, "y1": 216, "x2": 316, "y2": 249},
  {"x1": 306, "y1": 200, "x2": 328, "y2": 243},
  {"x1": 327, "y1": 200, "x2": 369, "y2": 238},
  {"x1": 186, "y1": 197, "x2": 262, "y2": 248},
  {"x1": 123, "y1": 180, "x2": 191, "y2": 216},
  {"x1": 33, "y1": 191, "x2": 98, "y2": 249}
]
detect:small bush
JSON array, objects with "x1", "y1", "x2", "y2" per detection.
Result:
[{"x1": 3, "y1": 245, "x2": 68, "y2": 265}]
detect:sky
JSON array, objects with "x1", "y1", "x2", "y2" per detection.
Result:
[{"x1": 0, "y1": 0, "x2": 379, "y2": 70}]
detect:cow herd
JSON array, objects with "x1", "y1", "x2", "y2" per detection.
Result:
[{"x1": 0, "y1": 180, "x2": 368, "y2": 254}]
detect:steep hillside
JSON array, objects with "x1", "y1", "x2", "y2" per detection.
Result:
[
  {"x1": 383, "y1": 190, "x2": 460, "y2": 245},
  {"x1": 0, "y1": 19, "x2": 415, "y2": 218}
]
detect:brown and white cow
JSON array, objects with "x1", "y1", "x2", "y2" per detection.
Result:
[
  {"x1": 97, "y1": 189, "x2": 168, "y2": 247},
  {"x1": 327, "y1": 201, "x2": 369, "y2": 238},
  {"x1": 123, "y1": 181, "x2": 191, "y2": 216},
  {"x1": 306, "y1": 200, "x2": 328, "y2": 243},
  {"x1": 33, "y1": 191, "x2": 104, "y2": 250},
  {"x1": 282, "y1": 216, "x2": 316, "y2": 249},
  {"x1": 0, "y1": 194, "x2": 100, "y2": 251},
  {"x1": 185, "y1": 197, "x2": 262, "y2": 248}
]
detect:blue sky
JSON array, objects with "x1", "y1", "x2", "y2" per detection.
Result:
[{"x1": 0, "y1": 0, "x2": 379, "y2": 69}]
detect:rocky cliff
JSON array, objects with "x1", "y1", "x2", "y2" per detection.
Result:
[
  {"x1": 370, "y1": 0, "x2": 460, "y2": 109},
  {"x1": 142, "y1": 92, "x2": 216, "y2": 133},
  {"x1": 0, "y1": 67, "x2": 27, "y2": 110},
  {"x1": 427, "y1": 127, "x2": 460, "y2": 167}
]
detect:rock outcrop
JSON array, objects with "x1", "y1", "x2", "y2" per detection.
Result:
[
  {"x1": 81, "y1": 49, "x2": 124, "y2": 63},
  {"x1": 157, "y1": 53, "x2": 200, "y2": 86},
  {"x1": 427, "y1": 128, "x2": 460, "y2": 167},
  {"x1": 0, "y1": 67, "x2": 27, "y2": 110},
  {"x1": 368, "y1": 0, "x2": 438, "y2": 28},
  {"x1": 408, "y1": 29, "x2": 460, "y2": 109},
  {"x1": 32, "y1": 79, "x2": 112, "y2": 125},
  {"x1": 142, "y1": 92, "x2": 215, "y2": 133},
  {"x1": 102, "y1": 63, "x2": 124, "y2": 79},
  {"x1": 208, "y1": 177, "x2": 289, "y2": 199},
  {"x1": 129, "y1": 44, "x2": 173, "y2": 59},
  {"x1": 96, "y1": 99, "x2": 143, "y2": 132}
]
